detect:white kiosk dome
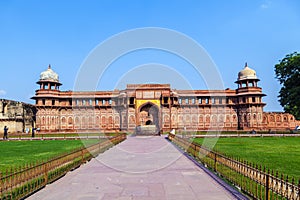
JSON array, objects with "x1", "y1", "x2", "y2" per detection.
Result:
[
  {"x1": 40, "y1": 65, "x2": 59, "y2": 82},
  {"x1": 237, "y1": 63, "x2": 258, "y2": 81}
]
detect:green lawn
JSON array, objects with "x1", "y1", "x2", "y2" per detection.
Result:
[
  {"x1": 7, "y1": 132, "x2": 122, "y2": 139},
  {"x1": 192, "y1": 137, "x2": 300, "y2": 179},
  {"x1": 0, "y1": 139, "x2": 100, "y2": 173}
]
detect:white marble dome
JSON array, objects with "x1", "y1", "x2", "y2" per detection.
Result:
[
  {"x1": 238, "y1": 63, "x2": 257, "y2": 81},
  {"x1": 40, "y1": 65, "x2": 59, "y2": 82}
]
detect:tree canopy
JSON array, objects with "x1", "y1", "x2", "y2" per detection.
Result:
[{"x1": 275, "y1": 52, "x2": 300, "y2": 120}]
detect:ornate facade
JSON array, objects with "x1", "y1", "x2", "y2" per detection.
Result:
[{"x1": 32, "y1": 64, "x2": 300, "y2": 133}]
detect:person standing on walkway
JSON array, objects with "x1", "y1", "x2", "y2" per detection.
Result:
[
  {"x1": 32, "y1": 127, "x2": 36, "y2": 138},
  {"x1": 3, "y1": 126, "x2": 8, "y2": 140}
]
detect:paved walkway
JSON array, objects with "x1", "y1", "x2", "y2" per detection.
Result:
[{"x1": 28, "y1": 136, "x2": 244, "y2": 200}]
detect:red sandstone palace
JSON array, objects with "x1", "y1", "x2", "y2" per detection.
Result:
[{"x1": 32, "y1": 64, "x2": 300, "y2": 133}]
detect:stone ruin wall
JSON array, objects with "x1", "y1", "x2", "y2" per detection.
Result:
[{"x1": 0, "y1": 99, "x2": 36, "y2": 134}]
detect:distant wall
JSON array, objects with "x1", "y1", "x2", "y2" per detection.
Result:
[
  {"x1": 0, "y1": 99, "x2": 36, "y2": 134},
  {"x1": 262, "y1": 112, "x2": 300, "y2": 131}
]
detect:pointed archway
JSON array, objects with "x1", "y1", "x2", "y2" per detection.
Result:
[{"x1": 138, "y1": 103, "x2": 160, "y2": 134}]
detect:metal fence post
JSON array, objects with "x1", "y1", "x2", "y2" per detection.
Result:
[
  {"x1": 265, "y1": 171, "x2": 270, "y2": 200},
  {"x1": 44, "y1": 163, "x2": 48, "y2": 185},
  {"x1": 81, "y1": 149, "x2": 84, "y2": 164},
  {"x1": 214, "y1": 152, "x2": 217, "y2": 172},
  {"x1": 194, "y1": 144, "x2": 197, "y2": 158},
  {"x1": 285, "y1": 176, "x2": 289, "y2": 199}
]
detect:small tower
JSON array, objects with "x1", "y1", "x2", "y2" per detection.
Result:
[
  {"x1": 33, "y1": 65, "x2": 61, "y2": 106},
  {"x1": 235, "y1": 63, "x2": 266, "y2": 130},
  {"x1": 31, "y1": 65, "x2": 62, "y2": 131}
]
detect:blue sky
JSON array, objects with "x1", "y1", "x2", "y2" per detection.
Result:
[{"x1": 0, "y1": 0, "x2": 299, "y2": 111}]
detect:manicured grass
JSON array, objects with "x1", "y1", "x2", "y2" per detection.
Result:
[
  {"x1": 179, "y1": 130, "x2": 292, "y2": 135},
  {"x1": 0, "y1": 139, "x2": 100, "y2": 172},
  {"x1": 192, "y1": 137, "x2": 300, "y2": 179},
  {"x1": 6, "y1": 132, "x2": 122, "y2": 139}
]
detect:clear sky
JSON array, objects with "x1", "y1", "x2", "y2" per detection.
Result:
[{"x1": 0, "y1": 0, "x2": 299, "y2": 111}]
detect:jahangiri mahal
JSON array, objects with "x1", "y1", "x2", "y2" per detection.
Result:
[{"x1": 27, "y1": 63, "x2": 300, "y2": 134}]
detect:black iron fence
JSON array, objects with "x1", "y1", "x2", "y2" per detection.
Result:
[
  {"x1": 0, "y1": 133, "x2": 126, "y2": 199},
  {"x1": 168, "y1": 133, "x2": 300, "y2": 200}
]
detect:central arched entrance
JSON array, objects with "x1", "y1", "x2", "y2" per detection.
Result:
[
  {"x1": 139, "y1": 103, "x2": 159, "y2": 126},
  {"x1": 137, "y1": 103, "x2": 160, "y2": 134}
]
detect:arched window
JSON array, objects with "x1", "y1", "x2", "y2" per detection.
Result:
[
  {"x1": 205, "y1": 115, "x2": 210, "y2": 123},
  {"x1": 192, "y1": 115, "x2": 197, "y2": 123},
  {"x1": 263, "y1": 116, "x2": 267, "y2": 123},
  {"x1": 75, "y1": 117, "x2": 80, "y2": 125},
  {"x1": 115, "y1": 116, "x2": 120, "y2": 124},
  {"x1": 232, "y1": 115, "x2": 237, "y2": 122},
  {"x1": 276, "y1": 115, "x2": 281, "y2": 122},
  {"x1": 96, "y1": 116, "x2": 100, "y2": 125},
  {"x1": 61, "y1": 117, "x2": 66, "y2": 124},
  {"x1": 185, "y1": 115, "x2": 190, "y2": 122},
  {"x1": 89, "y1": 116, "x2": 93, "y2": 125},
  {"x1": 82, "y1": 117, "x2": 87, "y2": 126},
  {"x1": 178, "y1": 115, "x2": 183, "y2": 123},
  {"x1": 218, "y1": 115, "x2": 224, "y2": 122},
  {"x1": 164, "y1": 115, "x2": 170, "y2": 122},
  {"x1": 198, "y1": 115, "x2": 203, "y2": 123},
  {"x1": 68, "y1": 117, "x2": 73, "y2": 125},
  {"x1": 108, "y1": 116, "x2": 113, "y2": 124},
  {"x1": 253, "y1": 114, "x2": 256, "y2": 120},
  {"x1": 172, "y1": 114, "x2": 176, "y2": 123},
  {"x1": 226, "y1": 115, "x2": 230, "y2": 122},
  {"x1": 258, "y1": 113, "x2": 261, "y2": 121},
  {"x1": 212, "y1": 115, "x2": 217, "y2": 123},
  {"x1": 101, "y1": 116, "x2": 106, "y2": 124},
  {"x1": 129, "y1": 115, "x2": 135, "y2": 123}
]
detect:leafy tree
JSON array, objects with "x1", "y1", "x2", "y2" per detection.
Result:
[{"x1": 275, "y1": 52, "x2": 300, "y2": 120}]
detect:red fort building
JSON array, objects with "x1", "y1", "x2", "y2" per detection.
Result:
[{"x1": 32, "y1": 64, "x2": 300, "y2": 133}]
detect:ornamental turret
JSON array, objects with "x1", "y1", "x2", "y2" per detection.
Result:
[
  {"x1": 31, "y1": 65, "x2": 62, "y2": 132},
  {"x1": 235, "y1": 63, "x2": 266, "y2": 130},
  {"x1": 32, "y1": 65, "x2": 62, "y2": 107}
]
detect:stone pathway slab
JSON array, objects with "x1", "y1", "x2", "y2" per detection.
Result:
[{"x1": 27, "y1": 136, "x2": 244, "y2": 200}]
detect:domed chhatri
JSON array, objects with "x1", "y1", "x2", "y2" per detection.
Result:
[
  {"x1": 237, "y1": 62, "x2": 258, "y2": 81},
  {"x1": 40, "y1": 64, "x2": 59, "y2": 83}
]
